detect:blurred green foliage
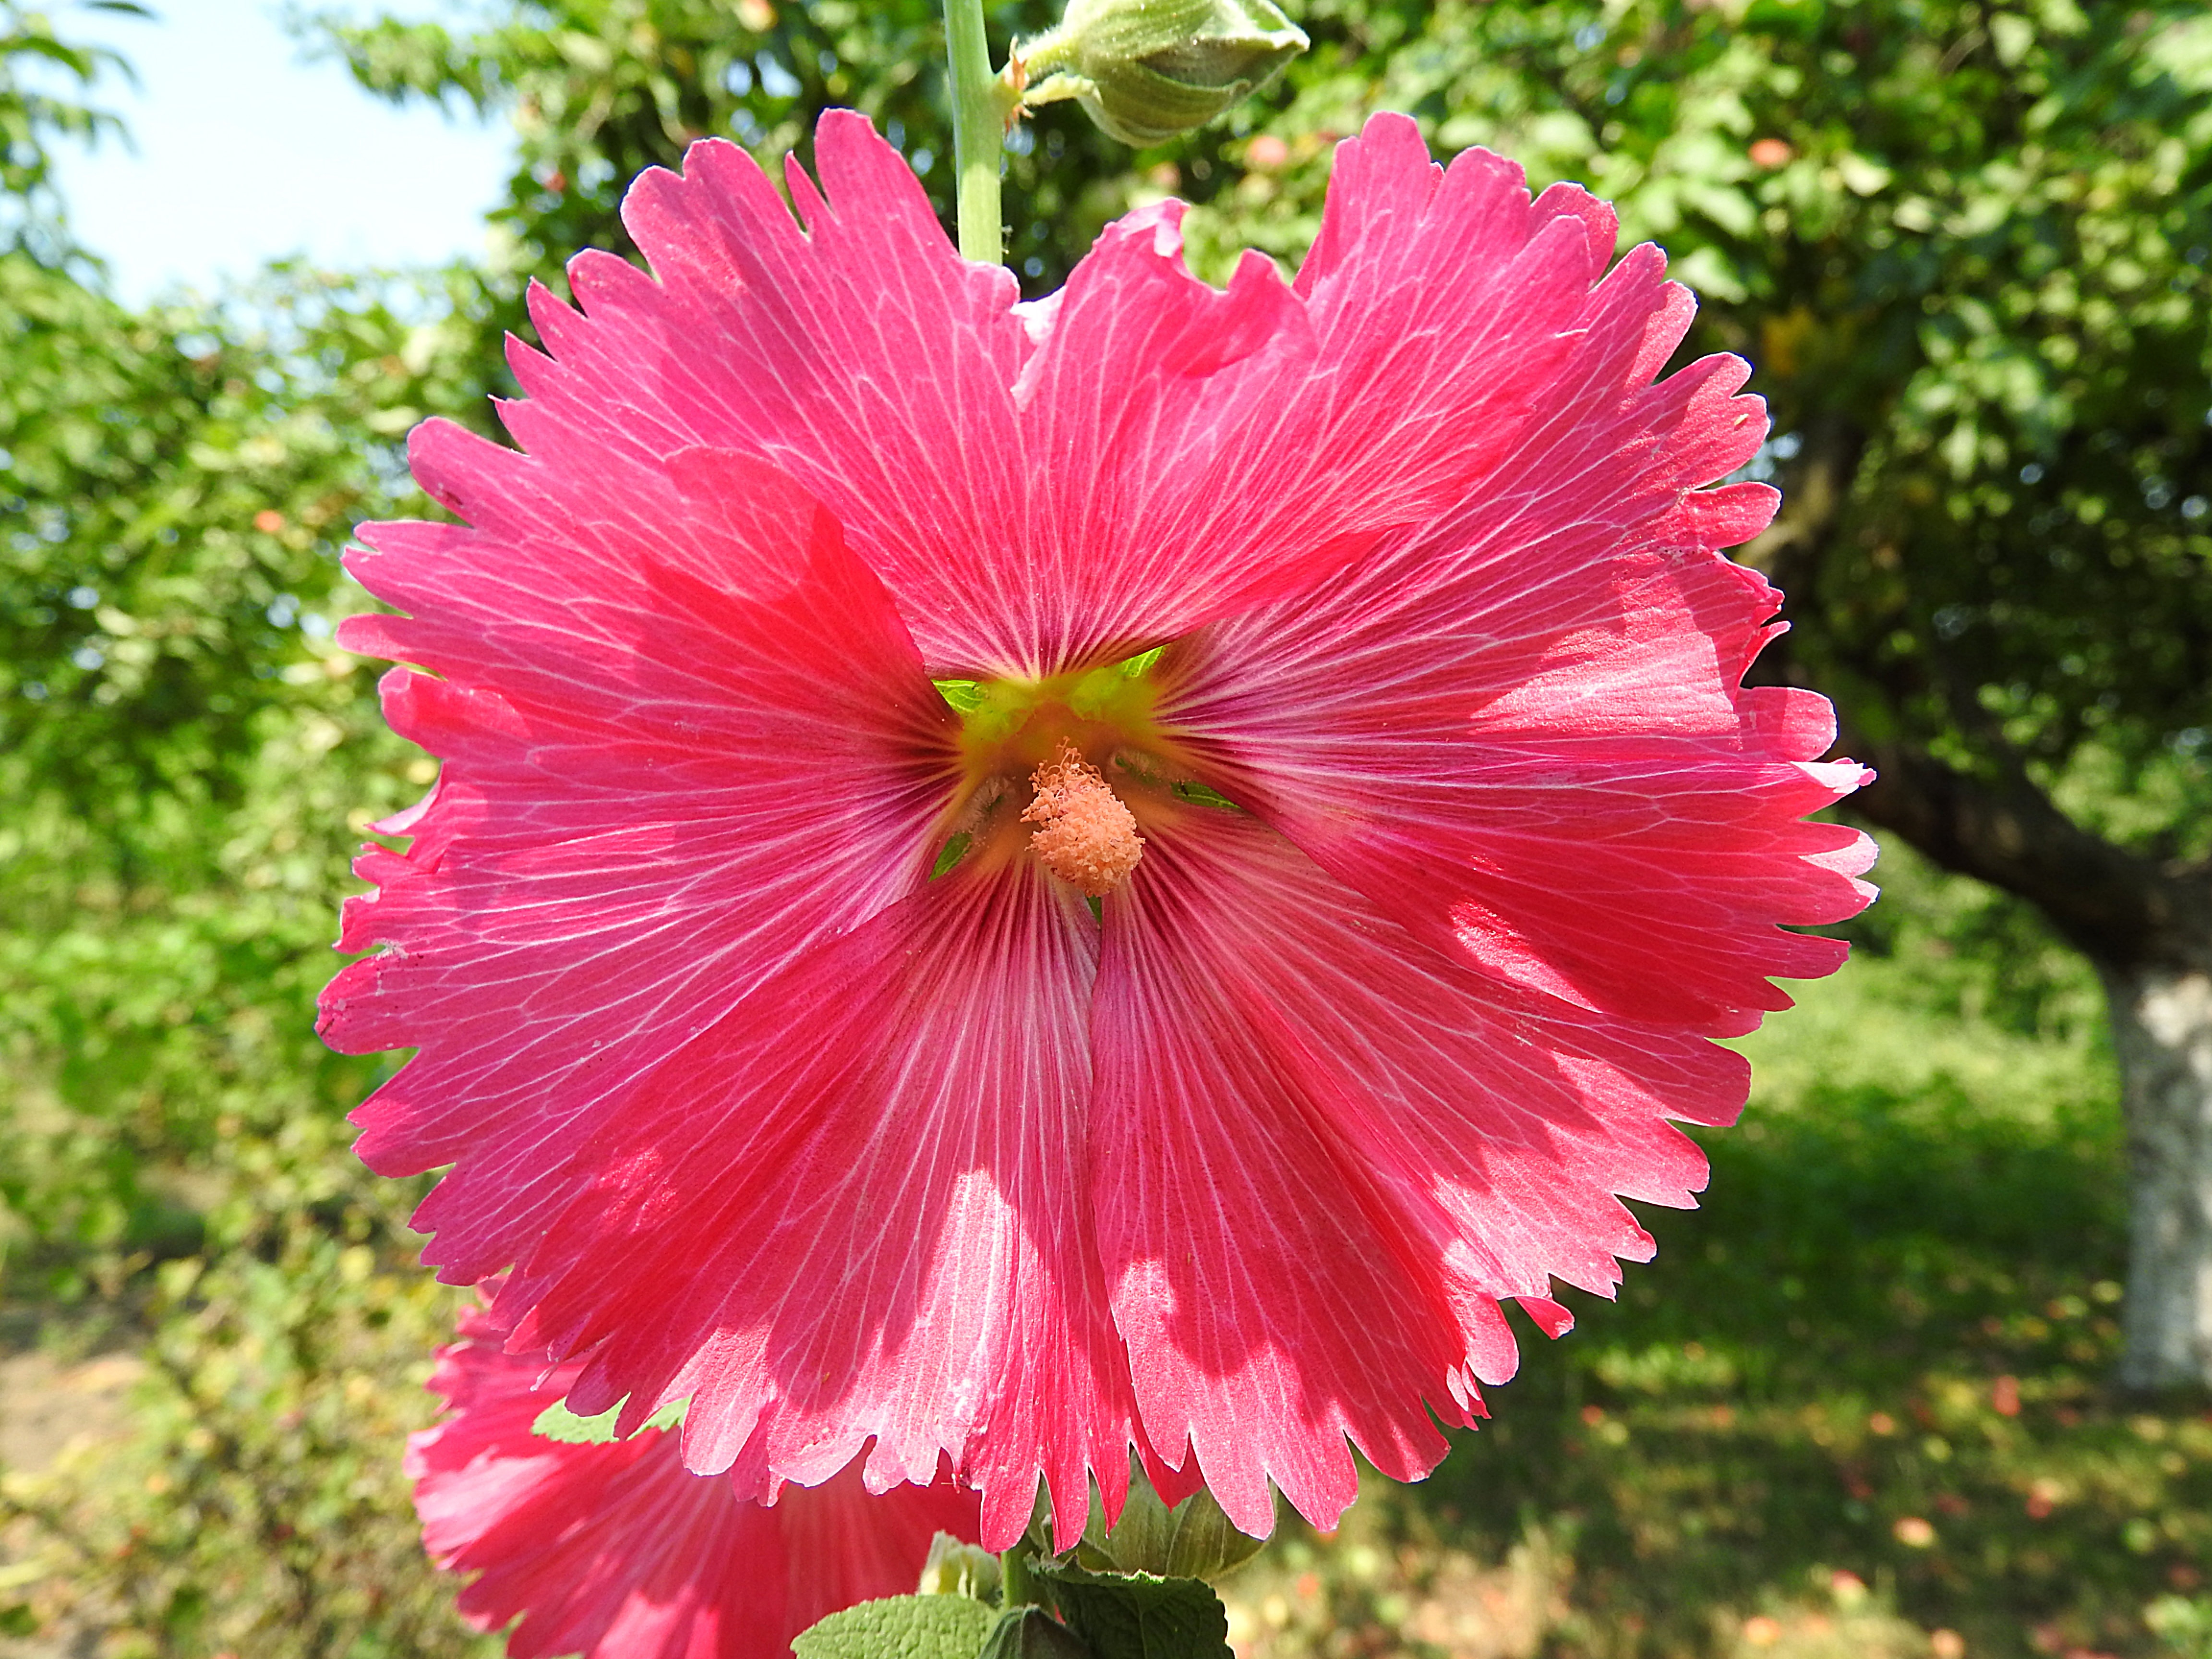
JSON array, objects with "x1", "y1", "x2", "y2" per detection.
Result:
[
  {"x1": 0, "y1": 0, "x2": 142, "y2": 254},
  {"x1": 2, "y1": 0, "x2": 2210, "y2": 1655},
  {"x1": 0, "y1": 252, "x2": 498, "y2": 1270},
  {"x1": 1, "y1": 264, "x2": 474, "y2": 852},
  {"x1": 4, "y1": 1226, "x2": 490, "y2": 1657}
]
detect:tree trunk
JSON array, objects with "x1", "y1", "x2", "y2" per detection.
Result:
[
  {"x1": 1830, "y1": 734, "x2": 2212, "y2": 1392},
  {"x1": 2104, "y1": 958, "x2": 2212, "y2": 1392}
]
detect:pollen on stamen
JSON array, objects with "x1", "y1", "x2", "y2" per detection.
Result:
[{"x1": 1022, "y1": 740, "x2": 1144, "y2": 897}]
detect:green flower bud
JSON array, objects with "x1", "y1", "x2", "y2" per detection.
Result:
[
  {"x1": 918, "y1": 1531, "x2": 1005, "y2": 1602},
  {"x1": 1013, "y1": 0, "x2": 1309, "y2": 148}
]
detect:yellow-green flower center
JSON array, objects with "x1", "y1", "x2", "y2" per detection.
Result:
[
  {"x1": 928, "y1": 646, "x2": 1236, "y2": 895},
  {"x1": 934, "y1": 645, "x2": 1167, "y2": 769}
]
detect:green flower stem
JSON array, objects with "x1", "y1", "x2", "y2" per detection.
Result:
[
  {"x1": 942, "y1": 0, "x2": 1003, "y2": 264},
  {"x1": 1001, "y1": 1536, "x2": 1046, "y2": 1609}
]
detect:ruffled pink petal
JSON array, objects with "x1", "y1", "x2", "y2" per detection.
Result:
[
  {"x1": 1181, "y1": 118, "x2": 1640, "y2": 589},
  {"x1": 1005, "y1": 115, "x2": 1711, "y2": 678},
  {"x1": 508, "y1": 115, "x2": 1030, "y2": 673},
  {"x1": 1090, "y1": 813, "x2": 1746, "y2": 1536},
  {"x1": 1149, "y1": 130, "x2": 1872, "y2": 1034},
  {"x1": 501, "y1": 113, "x2": 1752, "y2": 682},
  {"x1": 993, "y1": 204, "x2": 1361, "y2": 671},
  {"x1": 408, "y1": 1307, "x2": 980, "y2": 1659},
  {"x1": 488, "y1": 859, "x2": 1142, "y2": 1554},
  {"x1": 503, "y1": 117, "x2": 1351, "y2": 677},
  {"x1": 320, "y1": 449, "x2": 956, "y2": 1282}
]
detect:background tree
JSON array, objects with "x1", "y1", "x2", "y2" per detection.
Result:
[
  {"x1": 320, "y1": 0, "x2": 2212, "y2": 1391},
  {"x1": 1, "y1": 7, "x2": 499, "y2": 1649}
]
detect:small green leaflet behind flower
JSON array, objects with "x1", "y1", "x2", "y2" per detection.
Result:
[{"x1": 530, "y1": 1395, "x2": 688, "y2": 1443}]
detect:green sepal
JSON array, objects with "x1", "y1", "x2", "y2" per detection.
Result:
[
  {"x1": 1030, "y1": 1561, "x2": 1231, "y2": 1659},
  {"x1": 529, "y1": 1395, "x2": 687, "y2": 1444},
  {"x1": 792, "y1": 1594, "x2": 998, "y2": 1659},
  {"x1": 1071, "y1": 1472, "x2": 1268, "y2": 1582}
]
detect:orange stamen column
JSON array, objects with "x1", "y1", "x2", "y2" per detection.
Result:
[{"x1": 1022, "y1": 740, "x2": 1144, "y2": 896}]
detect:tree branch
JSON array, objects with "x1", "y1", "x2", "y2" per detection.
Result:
[
  {"x1": 1742, "y1": 414, "x2": 2212, "y2": 968},
  {"x1": 1845, "y1": 734, "x2": 2212, "y2": 967}
]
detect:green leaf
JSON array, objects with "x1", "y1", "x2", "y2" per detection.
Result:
[
  {"x1": 529, "y1": 1396, "x2": 686, "y2": 1444},
  {"x1": 1032, "y1": 1562, "x2": 1231, "y2": 1659},
  {"x1": 793, "y1": 1594, "x2": 998, "y2": 1659},
  {"x1": 978, "y1": 1607, "x2": 1092, "y2": 1659}
]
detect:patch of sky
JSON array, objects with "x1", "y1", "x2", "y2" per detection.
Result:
[
  {"x1": 42, "y1": 0, "x2": 514, "y2": 303},
  {"x1": 1727, "y1": 429, "x2": 1801, "y2": 485},
  {"x1": 757, "y1": 53, "x2": 802, "y2": 99}
]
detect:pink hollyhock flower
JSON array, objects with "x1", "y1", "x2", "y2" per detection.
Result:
[
  {"x1": 407, "y1": 1305, "x2": 981, "y2": 1659},
  {"x1": 322, "y1": 109, "x2": 1873, "y2": 1548}
]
